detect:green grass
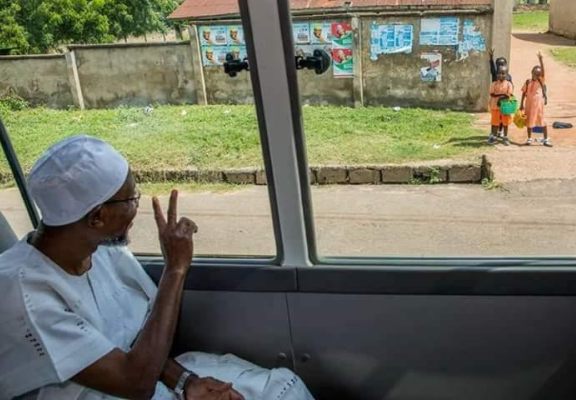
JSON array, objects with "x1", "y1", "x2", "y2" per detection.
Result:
[
  {"x1": 139, "y1": 182, "x2": 244, "y2": 195},
  {"x1": 512, "y1": 11, "x2": 549, "y2": 32},
  {"x1": 551, "y1": 48, "x2": 576, "y2": 69},
  {"x1": 0, "y1": 105, "x2": 484, "y2": 177}
]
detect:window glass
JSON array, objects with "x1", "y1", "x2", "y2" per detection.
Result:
[
  {"x1": 0, "y1": 147, "x2": 33, "y2": 240},
  {"x1": 0, "y1": 32, "x2": 275, "y2": 257},
  {"x1": 291, "y1": 4, "x2": 576, "y2": 258}
]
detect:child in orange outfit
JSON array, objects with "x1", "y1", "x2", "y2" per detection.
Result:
[
  {"x1": 488, "y1": 66, "x2": 514, "y2": 145},
  {"x1": 521, "y1": 52, "x2": 551, "y2": 146}
]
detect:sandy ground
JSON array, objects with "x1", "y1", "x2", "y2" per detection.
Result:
[{"x1": 478, "y1": 31, "x2": 576, "y2": 183}]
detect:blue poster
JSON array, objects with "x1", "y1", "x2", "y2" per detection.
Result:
[
  {"x1": 420, "y1": 17, "x2": 459, "y2": 46},
  {"x1": 370, "y1": 23, "x2": 413, "y2": 60},
  {"x1": 293, "y1": 22, "x2": 311, "y2": 44},
  {"x1": 227, "y1": 26, "x2": 245, "y2": 45},
  {"x1": 227, "y1": 45, "x2": 247, "y2": 61},
  {"x1": 199, "y1": 26, "x2": 228, "y2": 46},
  {"x1": 457, "y1": 19, "x2": 487, "y2": 60},
  {"x1": 310, "y1": 22, "x2": 333, "y2": 44}
]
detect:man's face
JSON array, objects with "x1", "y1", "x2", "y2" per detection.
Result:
[
  {"x1": 99, "y1": 172, "x2": 139, "y2": 247},
  {"x1": 230, "y1": 30, "x2": 238, "y2": 40},
  {"x1": 314, "y1": 28, "x2": 322, "y2": 38},
  {"x1": 203, "y1": 30, "x2": 211, "y2": 41},
  {"x1": 206, "y1": 50, "x2": 214, "y2": 60}
]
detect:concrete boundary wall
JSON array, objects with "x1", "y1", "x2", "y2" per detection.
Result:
[
  {"x1": 70, "y1": 42, "x2": 197, "y2": 109},
  {"x1": 549, "y1": 0, "x2": 576, "y2": 39},
  {"x1": 0, "y1": 54, "x2": 74, "y2": 108}
]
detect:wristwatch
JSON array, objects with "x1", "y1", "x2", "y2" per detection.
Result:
[{"x1": 174, "y1": 369, "x2": 197, "y2": 400}]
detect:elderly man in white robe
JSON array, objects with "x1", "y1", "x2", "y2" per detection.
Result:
[{"x1": 0, "y1": 136, "x2": 314, "y2": 400}]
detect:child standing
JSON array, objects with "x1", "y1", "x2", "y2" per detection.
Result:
[
  {"x1": 489, "y1": 49, "x2": 514, "y2": 137},
  {"x1": 520, "y1": 52, "x2": 551, "y2": 146},
  {"x1": 488, "y1": 66, "x2": 514, "y2": 145},
  {"x1": 489, "y1": 49, "x2": 513, "y2": 84}
]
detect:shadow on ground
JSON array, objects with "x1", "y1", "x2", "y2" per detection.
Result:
[
  {"x1": 444, "y1": 136, "x2": 489, "y2": 148},
  {"x1": 512, "y1": 32, "x2": 576, "y2": 46}
]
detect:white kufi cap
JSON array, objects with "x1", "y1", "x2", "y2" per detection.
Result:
[{"x1": 27, "y1": 135, "x2": 129, "y2": 226}]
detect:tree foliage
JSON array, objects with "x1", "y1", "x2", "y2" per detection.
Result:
[
  {"x1": 0, "y1": 1, "x2": 28, "y2": 52},
  {"x1": 0, "y1": 0, "x2": 183, "y2": 54}
]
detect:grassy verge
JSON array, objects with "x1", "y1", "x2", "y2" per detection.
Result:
[
  {"x1": 0, "y1": 105, "x2": 484, "y2": 176},
  {"x1": 551, "y1": 48, "x2": 576, "y2": 69},
  {"x1": 512, "y1": 11, "x2": 549, "y2": 32}
]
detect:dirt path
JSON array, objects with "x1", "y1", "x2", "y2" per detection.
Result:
[{"x1": 478, "y1": 31, "x2": 576, "y2": 183}]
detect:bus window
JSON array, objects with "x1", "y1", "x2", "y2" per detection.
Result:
[
  {"x1": 289, "y1": 3, "x2": 576, "y2": 260},
  {"x1": 0, "y1": 96, "x2": 276, "y2": 259},
  {"x1": 0, "y1": 132, "x2": 33, "y2": 241}
]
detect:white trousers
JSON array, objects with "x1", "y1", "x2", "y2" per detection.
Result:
[
  {"x1": 34, "y1": 352, "x2": 314, "y2": 400},
  {"x1": 153, "y1": 352, "x2": 315, "y2": 400}
]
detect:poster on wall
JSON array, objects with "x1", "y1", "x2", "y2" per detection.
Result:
[
  {"x1": 457, "y1": 19, "x2": 486, "y2": 60},
  {"x1": 199, "y1": 26, "x2": 228, "y2": 46},
  {"x1": 420, "y1": 17, "x2": 459, "y2": 46},
  {"x1": 293, "y1": 22, "x2": 311, "y2": 44},
  {"x1": 332, "y1": 48, "x2": 353, "y2": 77},
  {"x1": 310, "y1": 22, "x2": 332, "y2": 44},
  {"x1": 227, "y1": 45, "x2": 248, "y2": 60},
  {"x1": 331, "y1": 22, "x2": 353, "y2": 48},
  {"x1": 227, "y1": 26, "x2": 245, "y2": 45},
  {"x1": 201, "y1": 47, "x2": 228, "y2": 66},
  {"x1": 370, "y1": 23, "x2": 413, "y2": 60},
  {"x1": 420, "y1": 52, "x2": 442, "y2": 82}
]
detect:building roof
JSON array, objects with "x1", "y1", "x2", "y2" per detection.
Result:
[{"x1": 169, "y1": 0, "x2": 492, "y2": 21}]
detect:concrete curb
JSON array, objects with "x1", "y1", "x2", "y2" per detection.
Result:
[{"x1": 0, "y1": 157, "x2": 491, "y2": 186}]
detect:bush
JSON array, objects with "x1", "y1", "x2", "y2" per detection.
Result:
[{"x1": 0, "y1": 92, "x2": 29, "y2": 112}]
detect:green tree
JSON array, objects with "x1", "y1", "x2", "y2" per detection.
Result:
[
  {"x1": 0, "y1": 1, "x2": 29, "y2": 52},
  {"x1": 17, "y1": 0, "x2": 112, "y2": 53},
  {"x1": 2, "y1": 0, "x2": 184, "y2": 54}
]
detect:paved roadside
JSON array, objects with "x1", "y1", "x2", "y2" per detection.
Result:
[{"x1": 3, "y1": 183, "x2": 576, "y2": 257}]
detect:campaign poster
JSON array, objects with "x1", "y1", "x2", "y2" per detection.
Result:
[
  {"x1": 293, "y1": 22, "x2": 311, "y2": 44},
  {"x1": 457, "y1": 19, "x2": 487, "y2": 60},
  {"x1": 331, "y1": 22, "x2": 353, "y2": 48},
  {"x1": 420, "y1": 17, "x2": 459, "y2": 46},
  {"x1": 420, "y1": 52, "x2": 442, "y2": 82},
  {"x1": 370, "y1": 23, "x2": 413, "y2": 60},
  {"x1": 332, "y1": 48, "x2": 353, "y2": 78},
  {"x1": 227, "y1": 45, "x2": 248, "y2": 61},
  {"x1": 227, "y1": 25, "x2": 245, "y2": 45},
  {"x1": 202, "y1": 46, "x2": 228, "y2": 66},
  {"x1": 310, "y1": 22, "x2": 332, "y2": 44},
  {"x1": 199, "y1": 26, "x2": 228, "y2": 46}
]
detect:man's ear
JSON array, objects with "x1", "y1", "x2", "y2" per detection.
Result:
[{"x1": 86, "y1": 205, "x2": 107, "y2": 229}]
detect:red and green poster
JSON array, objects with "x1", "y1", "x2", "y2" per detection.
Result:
[
  {"x1": 331, "y1": 22, "x2": 353, "y2": 48},
  {"x1": 330, "y1": 22, "x2": 353, "y2": 77},
  {"x1": 331, "y1": 48, "x2": 353, "y2": 77}
]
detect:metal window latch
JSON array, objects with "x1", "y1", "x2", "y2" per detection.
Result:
[{"x1": 223, "y1": 48, "x2": 331, "y2": 77}]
